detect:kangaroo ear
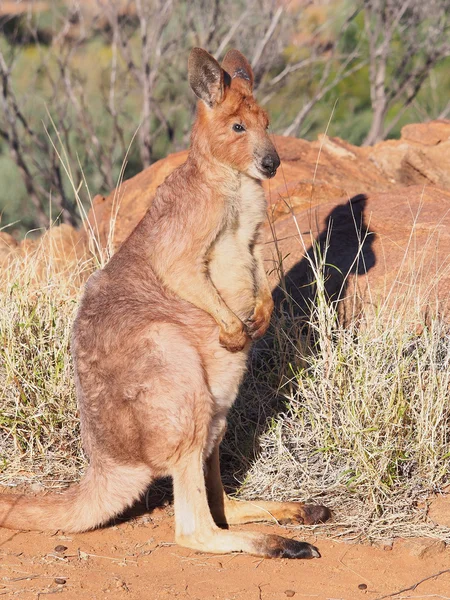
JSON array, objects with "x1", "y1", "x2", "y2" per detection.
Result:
[
  {"x1": 221, "y1": 49, "x2": 254, "y2": 91},
  {"x1": 188, "y1": 48, "x2": 227, "y2": 108}
]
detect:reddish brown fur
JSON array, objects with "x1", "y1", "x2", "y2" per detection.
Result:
[
  {"x1": 193, "y1": 82, "x2": 270, "y2": 174},
  {"x1": 0, "y1": 49, "x2": 329, "y2": 558}
]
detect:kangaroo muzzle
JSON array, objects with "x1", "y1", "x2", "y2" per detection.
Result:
[{"x1": 260, "y1": 151, "x2": 280, "y2": 178}]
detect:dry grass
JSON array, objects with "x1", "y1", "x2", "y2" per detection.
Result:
[
  {"x1": 236, "y1": 313, "x2": 450, "y2": 542},
  {"x1": 231, "y1": 227, "x2": 450, "y2": 543},
  {"x1": 1, "y1": 198, "x2": 449, "y2": 543},
  {"x1": 0, "y1": 122, "x2": 129, "y2": 488},
  {"x1": 0, "y1": 239, "x2": 92, "y2": 488}
]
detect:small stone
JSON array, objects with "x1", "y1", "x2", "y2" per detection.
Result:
[
  {"x1": 285, "y1": 591, "x2": 295, "y2": 597},
  {"x1": 30, "y1": 483, "x2": 45, "y2": 493},
  {"x1": 114, "y1": 580, "x2": 130, "y2": 592},
  {"x1": 358, "y1": 583, "x2": 367, "y2": 590},
  {"x1": 372, "y1": 539, "x2": 393, "y2": 551},
  {"x1": 54, "y1": 578, "x2": 66, "y2": 585},
  {"x1": 54, "y1": 545, "x2": 68, "y2": 553}
]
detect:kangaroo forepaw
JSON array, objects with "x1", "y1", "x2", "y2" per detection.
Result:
[
  {"x1": 245, "y1": 300, "x2": 273, "y2": 340},
  {"x1": 219, "y1": 326, "x2": 250, "y2": 352}
]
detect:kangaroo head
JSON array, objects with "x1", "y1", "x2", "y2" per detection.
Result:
[{"x1": 188, "y1": 47, "x2": 280, "y2": 180}]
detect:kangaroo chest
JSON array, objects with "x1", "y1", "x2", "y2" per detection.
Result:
[
  {"x1": 207, "y1": 177, "x2": 267, "y2": 320},
  {"x1": 219, "y1": 176, "x2": 267, "y2": 248}
]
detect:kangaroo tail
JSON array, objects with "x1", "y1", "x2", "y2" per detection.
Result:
[{"x1": 0, "y1": 461, "x2": 152, "y2": 533}]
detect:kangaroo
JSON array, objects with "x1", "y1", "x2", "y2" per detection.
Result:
[{"x1": 0, "y1": 48, "x2": 330, "y2": 558}]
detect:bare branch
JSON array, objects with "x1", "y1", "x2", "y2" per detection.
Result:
[
  {"x1": 363, "y1": 0, "x2": 450, "y2": 145},
  {"x1": 214, "y1": 9, "x2": 249, "y2": 60},
  {"x1": 283, "y1": 57, "x2": 366, "y2": 137},
  {"x1": 251, "y1": 6, "x2": 283, "y2": 70}
]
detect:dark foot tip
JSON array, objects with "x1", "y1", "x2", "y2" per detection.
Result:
[
  {"x1": 280, "y1": 540, "x2": 321, "y2": 559},
  {"x1": 267, "y1": 536, "x2": 321, "y2": 559},
  {"x1": 302, "y1": 504, "x2": 332, "y2": 524}
]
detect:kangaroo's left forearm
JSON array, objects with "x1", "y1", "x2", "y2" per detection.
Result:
[
  {"x1": 253, "y1": 243, "x2": 274, "y2": 310},
  {"x1": 246, "y1": 243, "x2": 274, "y2": 340}
]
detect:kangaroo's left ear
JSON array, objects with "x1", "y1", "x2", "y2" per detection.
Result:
[
  {"x1": 221, "y1": 49, "x2": 254, "y2": 92},
  {"x1": 188, "y1": 48, "x2": 227, "y2": 107}
]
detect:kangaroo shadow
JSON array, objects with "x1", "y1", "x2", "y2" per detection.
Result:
[
  {"x1": 120, "y1": 194, "x2": 376, "y2": 518},
  {"x1": 220, "y1": 194, "x2": 376, "y2": 492},
  {"x1": 273, "y1": 193, "x2": 376, "y2": 324}
]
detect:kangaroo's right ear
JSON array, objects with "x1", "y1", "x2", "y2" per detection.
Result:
[{"x1": 188, "y1": 48, "x2": 227, "y2": 108}]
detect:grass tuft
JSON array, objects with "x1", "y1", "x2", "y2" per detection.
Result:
[
  {"x1": 0, "y1": 237, "x2": 92, "y2": 488},
  {"x1": 233, "y1": 224, "x2": 450, "y2": 542}
]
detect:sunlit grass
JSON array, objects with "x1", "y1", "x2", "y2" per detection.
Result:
[
  {"x1": 237, "y1": 225, "x2": 450, "y2": 542},
  {"x1": 0, "y1": 238, "x2": 92, "y2": 487}
]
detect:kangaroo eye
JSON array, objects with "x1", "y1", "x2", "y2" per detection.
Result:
[{"x1": 232, "y1": 123, "x2": 246, "y2": 133}]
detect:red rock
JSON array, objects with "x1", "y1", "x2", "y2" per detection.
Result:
[
  {"x1": 2, "y1": 224, "x2": 85, "y2": 279},
  {"x1": 268, "y1": 186, "x2": 450, "y2": 321},
  {"x1": 11, "y1": 119, "x2": 450, "y2": 319},
  {"x1": 401, "y1": 120, "x2": 450, "y2": 146},
  {"x1": 84, "y1": 150, "x2": 188, "y2": 251},
  {"x1": 22, "y1": 224, "x2": 84, "y2": 265},
  {"x1": 394, "y1": 537, "x2": 446, "y2": 559},
  {"x1": 429, "y1": 493, "x2": 450, "y2": 528}
]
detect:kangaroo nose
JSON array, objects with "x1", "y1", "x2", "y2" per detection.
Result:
[{"x1": 261, "y1": 152, "x2": 280, "y2": 177}]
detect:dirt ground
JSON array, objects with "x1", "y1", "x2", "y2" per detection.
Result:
[{"x1": 1, "y1": 504, "x2": 449, "y2": 600}]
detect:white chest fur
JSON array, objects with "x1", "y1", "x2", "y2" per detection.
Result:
[
  {"x1": 208, "y1": 176, "x2": 267, "y2": 320},
  {"x1": 235, "y1": 176, "x2": 267, "y2": 239}
]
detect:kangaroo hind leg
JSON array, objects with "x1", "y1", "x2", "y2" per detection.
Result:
[
  {"x1": 147, "y1": 324, "x2": 320, "y2": 558},
  {"x1": 206, "y1": 444, "x2": 331, "y2": 527},
  {"x1": 173, "y1": 445, "x2": 320, "y2": 559}
]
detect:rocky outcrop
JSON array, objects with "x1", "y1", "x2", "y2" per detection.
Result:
[
  {"x1": 429, "y1": 486, "x2": 450, "y2": 528},
  {"x1": 81, "y1": 120, "x2": 450, "y2": 319},
  {"x1": 269, "y1": 185, "x2": 450, "y2": 322},
  {"x1": 85, "y1": 150, "x2": 188, "y2": 253},
  {"x1": 3, "y1": 120, "x2": 450, "y2": 317}
]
